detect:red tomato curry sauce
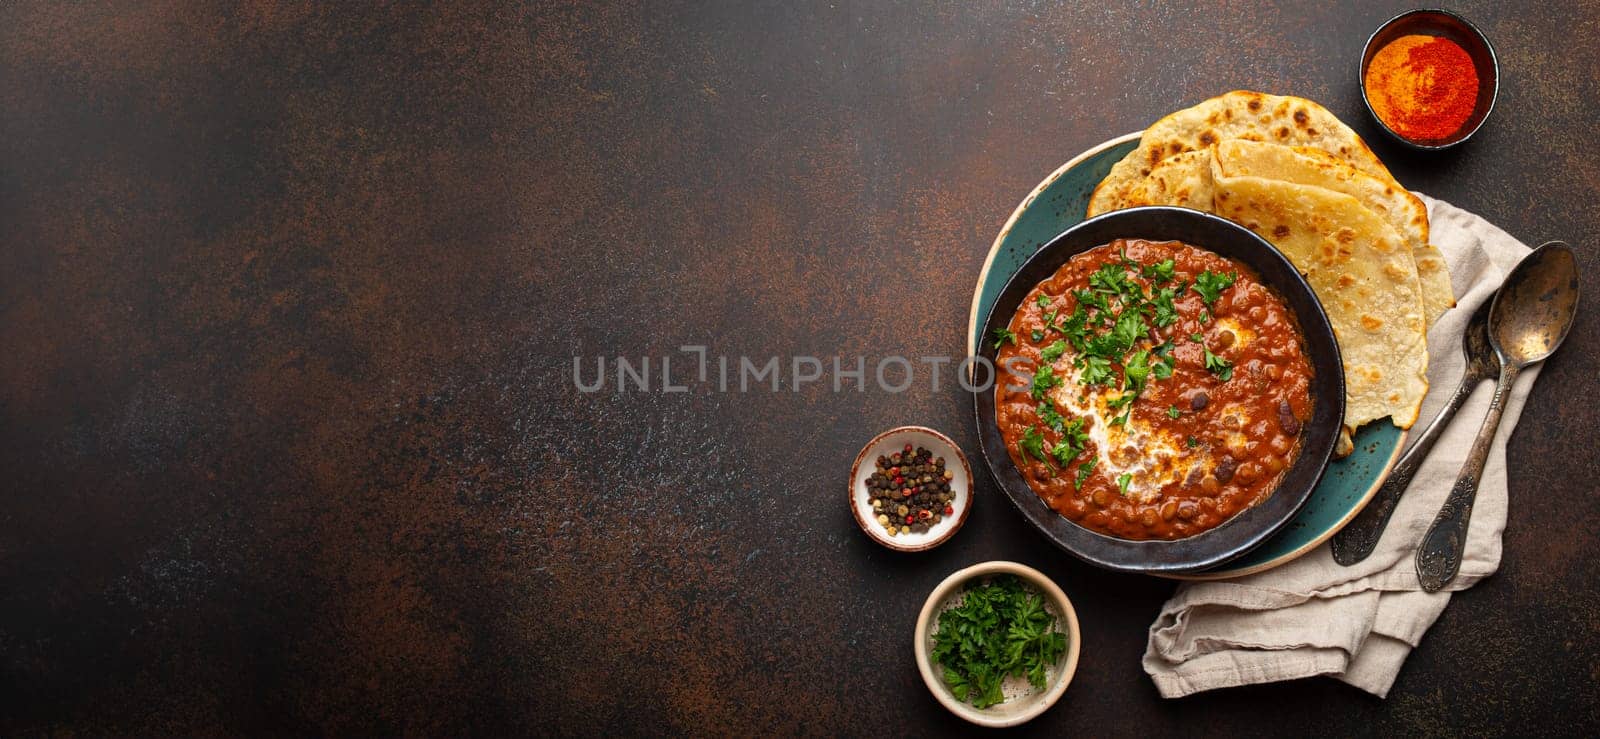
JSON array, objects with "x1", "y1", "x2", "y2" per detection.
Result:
[{"x1": 993, "y1": 239, "x2": 1313, "y2": 540}]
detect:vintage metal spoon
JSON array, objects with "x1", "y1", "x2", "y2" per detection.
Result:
[
  {"x1": 1330, "y1": 299, "x2": 1500, "y2": 566},
  {"x1": 1415, "y1": 241, "x2": 1579, "y2": 592}
]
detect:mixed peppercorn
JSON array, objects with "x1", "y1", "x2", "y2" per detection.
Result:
[{"x1": 867, "y1": 444, "x2": 956, "y2": 536}]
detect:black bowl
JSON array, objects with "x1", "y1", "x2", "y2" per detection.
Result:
[
  {"x1": 971, "y1": 207, "x2": 1345, "y2": 574},
  {"x1": 1359, "y1": 8, "x2": 1499, "y2": 150}
]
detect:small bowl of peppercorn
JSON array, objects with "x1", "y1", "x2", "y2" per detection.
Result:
[
  {"x1": 1360, "y1": 8, "x2": 1498, "y2": 150},
  {"x1": 849, "y1": 426, "x2": 973, "y2": 552}
]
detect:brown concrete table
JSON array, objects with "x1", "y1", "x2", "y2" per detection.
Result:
[{"x1": 3, "y1": 1, "x2": 1597, "y2": 734}]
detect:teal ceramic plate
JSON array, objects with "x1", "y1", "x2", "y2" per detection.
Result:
[{"x1": 966, "y1": 132, "x2": 1406, "y2": 580}]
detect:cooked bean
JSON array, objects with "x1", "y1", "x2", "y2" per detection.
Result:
[
  {"x1": 1235, "y1": 463, "x2": 1259, "y2": 484},
  {"x1": 1214, "y1": 456, "x2": 1237, "y2": 484},
  {"x1": 1190, "y1": 391, "x2": 1210, "y2": 410},
  {"x1": 1160, "y1": 500, "x2": 1178, "y2": 521},
  {"x1": 1278, "y1": 400, "x2": 1301, "y2": 435}
]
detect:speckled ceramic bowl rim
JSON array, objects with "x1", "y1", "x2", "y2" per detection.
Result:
[
  {"x1": 913, "y1": 561, "x2": 1081, "y2": 727},
  {"x1": 966, "y1": 131, "x2": 1408, "y2": 579},
  {"x1": 848, "y1": 425, "x2": 974, "y2": 552},
  {"x1": 1359, "y1": 8, "x2": 1499, "y2": 150}
]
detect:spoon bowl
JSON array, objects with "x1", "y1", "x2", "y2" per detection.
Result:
[{"x1": 1489, "y1": 243, "x2": 1581, "y2": 366}]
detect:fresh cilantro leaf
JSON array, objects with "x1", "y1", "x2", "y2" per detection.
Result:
[
  {"x1": 1036, "y1": 295, "x2": 1051, "y2": 308},
  {"x1": 1036, "y1": 402, "x2": 1067, "y2": 433},
  {"x1": 1122, "y1": 349, "x2": 1151, "y2": 393},
  {"x1": 1167, "y1": 405, "x2": 1181, "y2": 419},
  {"x1": 992, "y1": 327, "x2": 1017, "y2": 349},
  {"x1": 1190, "y1": 332, "x2": 1204, "y2": 342},
  {"x1": 1049, "y1": 437, "x2": 1081, "y2": 469},
  {"x1": 1204, "y1": 348, "x2": 1234, "y2": 382},
  {"x1": 1149, "y1": 286, "x2": 1179, "y2": 327},
  {"x1": 1031, "y1": 329, "x2": 1044, "y2": 342},
  {"x1": 1141, "y1": 258, "x2": 1176, "y2": 283},
  {"x1": 1200, "y1": 309, "x2": 1211, "y2": 323},
  {"x1": 1193, "y1": 270, "x2": 1237, "y2": 305},
  {"x1": 1186, "y1": 435, "x2": 1198, "y2": 448},
  {"x1": 1111, "y1": 409, "x2": 1131, "y2": 426},
  {"x1": 1059, "y1": 306, "x2": 1091, "y2": 351},
  {"x1": 1019, "y1": 425, "x2": 1050, "y2": 466},
  {"x1": 1030, "y1": 364, "x2": 1060, "y2": 400},
  {"x1": 1073, "y1": 288, "x2": 1109, "y2": 315},
  {"x1": 1152, "y1": 355, "x2": 1175, "y2": 380},
  {"x1": 1074, "y1": 456, "x2": 1098, "y2": 489},
  {"x1": 1117, "y1": 473, "x2": 1133, "y2": 496},
  {"x1": 1040, "y1": 339, "x2": 1068, "y2": 363},
  {"x1": 1079, "y1": 355, "x2": 1113, "y2": 386},
  {"x1": 1089, "y1": 263, "x2": 1139, "y2": 298}
]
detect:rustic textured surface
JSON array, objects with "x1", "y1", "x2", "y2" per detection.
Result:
[{"x1": 2, "y1": 1, "x2": 1598, "y2": 734}]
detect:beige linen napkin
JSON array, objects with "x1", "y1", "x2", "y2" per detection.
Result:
[{"x1": 1143, "y1": 195, "x2": 1543, "y2": 699}]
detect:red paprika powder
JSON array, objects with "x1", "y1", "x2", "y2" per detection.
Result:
[{"x1": 1364, "y1": 34, "x2": 1480, "y2": 141}]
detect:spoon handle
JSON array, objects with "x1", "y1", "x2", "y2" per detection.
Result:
[
  {"x1": 1415, "y1": 364, "x2": 1520, "y2": 592},
  {"x1": 1330, "y1": 369, "x2": 1486, "y2": 566}
]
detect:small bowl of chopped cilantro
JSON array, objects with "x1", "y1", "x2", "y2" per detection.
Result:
[{"x1": 914, "y1": 561, "x2": 1080, "y2": 726}]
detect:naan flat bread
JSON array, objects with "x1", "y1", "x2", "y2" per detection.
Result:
[
  {"x1": 1096, "y1": 140, "x2": 1454, "y2": 328},
  {"x1": 1212, "y1": 141, "x2": 1454, "y2": 324},
  {"x1": 1210, "y1": 167, "x2": 1429, "y2": 431},
  {"x1": 1088, "y1": 91, "x2": 1395, "y2": 218},
  {"x1": 1118, "y1": 149, "x2": 1214, "y2": 211}
]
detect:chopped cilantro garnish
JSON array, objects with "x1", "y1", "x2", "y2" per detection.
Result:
[
  {"x1": 1036, "y1": 295, "x2": 1051, "y2": 308},
  {"x1": 1073, "y1": 288, "x2": 1110, "y2": 315},
  {"x1": 1079, "y1": 355, "x2": 1113, "y2": 386},
  {"x1": 1199, "y1": 309, "x2": 1211, "y2": 323},
  {"x1": 992, "y1": 327, "x2": 1017, "y2": 349},
  {"x1": 1030, "y1": 364, "x2": 1060, "y2": 399},
  {"x1": 1117, "y1": 473, "x2": 1133, "y2": 496},
  {"x1": 1089, "y1": 263, "x2": 1140, "y2": 299},
  {"x1": 1153, "y1": 354, "x2": 1175, "y2": 380},
  {"x1": 1111, "y1": 409, "x2": 1131, "y2": 426},
  {"x1": 1031, "y1": 329, "x2": 1045, "y2": 342},
  {"x1": 1040, "y1": 339, "x2": 1068, "y2": 363},
  {"x1": 1149, "y1": 286, "x2": 1179, "y2": 328},
  {"x1": 1049, "y1": 419, "x2": 1088, "y2": 468},
  {"x1": 1020, "y1": 425, "x2": 1049, "y2": 466},
  {"x1": 1204, "y1": 348, "x2": 1234, "y2": 382},
  {"x1": 1187, "y1": 435, "x2": 1199, "y2": 448},
  {"x1": 1037, "y1": 402, "x2": 1067, "y2": 433},
  {"x1": 1059, "y1": 306, "x2": 1091, "y2": 351},
  {"x1": 1075, "y1": 456, "x2": 1098, "y2": 489},
  {"x1": 1141, "y1": 258, "x2": 1176, "y2": 283},
  {"x1": 1190, "y1": 332, "x2": 1204, "y2": 342},
  {"x1": 1122, "y1": 349, "x2": 1151, "y2": 393},
  {"x1": 1193, "y1": 270, "x2": 1237, "y2": 305},
  {"x1": 1167, "y1": 405, "x2": 1181, "y2": 419}
]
